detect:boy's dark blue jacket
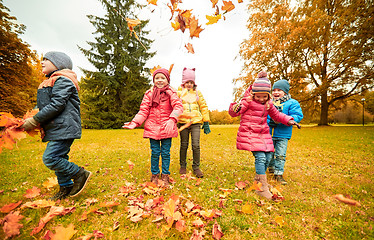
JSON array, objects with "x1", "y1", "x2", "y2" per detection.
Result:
[
  {"x1": 33, "y1": 70, "x2": 81, "y2": 142},
  {"x1": 267, "y1": 98, "x2": 303, "y2": 139}
]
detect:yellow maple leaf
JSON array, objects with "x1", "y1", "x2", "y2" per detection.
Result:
[
  {"x1": 43, "y1": 177, "x2": 58, "y2": 190},
  {"x1": 51, "y1": 224, "x2": 78, "y2": 239},
  {"x1": 242, "y1": 202, "x2": 253, "y2": 214},
  {"x1": 274, "y1": 215, "x2": 286, "y2": 227},
  {"x1": 206, "y1": 14, "x2": 221, "y2": 25},
  {"x1": 147, "y1": 0, "x2": 157, "y2": 6}
]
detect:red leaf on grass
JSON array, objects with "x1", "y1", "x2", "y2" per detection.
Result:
[
  {"x1": 31, "y1": 206, "x2": 75, "y2": 235},
  {"x1": 23, "y1": 186, "x2": 41, "y2": 198},
  {"x1": 212, "y1": 221, "x2": 224, "y2": 239},
  {"x1": 235, "y1": 181, "x2": 247, "y2": 190},
  {"x1": 0, "y1": 200, "x2": 22, "y2": 213}
]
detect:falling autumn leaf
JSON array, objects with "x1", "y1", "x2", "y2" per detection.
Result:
[
  {"x1": 206, "y1": 14, "x2": 221, "y2": 25},
  {"x1": 147, "y1": 0, "x2": 157, "y2": 6},
  {"x1": 184, "y1": 43, "x2": 195, "y2": 54},
  {"x1": 1, "y1": 211, "x2": 24, "y2": 239},
  {"x1": 212, "y1": 221, "x2": 224, "y2": 239},
  {"x1": 210, "y1": 0, "x2": 218, "y2": 8},
  {"x1": 23, "y1": 186, "x2": 41, "y2": 199},
  {"x1": 222, "y1": 0, "x2": 235, "y2": 12},
  {"x1": 189, "y1": 16, "x2": 204, "y2": 38},
  {"x1": 0, "y1": 200, "x2": 22, "y2": 213}
]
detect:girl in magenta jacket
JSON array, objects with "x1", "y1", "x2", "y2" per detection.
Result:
[
  {"x1": 229, "y1": 71, "x2": 298, "y2": 200},
  {"x1": 123, "y1": 68, "x2": 183, "y2": 186}
]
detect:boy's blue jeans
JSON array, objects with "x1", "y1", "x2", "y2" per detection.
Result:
[
  {"x1": 43, "y1": 139, "x2": 80, "y2": 187},
  {"x1": 268, "y1": 138, "x2": 289, "y2": 175},
  {"x1": 150, "y1": 138, "x2": 172, "y2": 175},
  {"x1": 252, "y1": 151, "x2": 273, "y2": 175}
]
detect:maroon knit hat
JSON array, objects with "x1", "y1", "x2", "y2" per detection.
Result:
[
  {"x1": 251, "y1": 71, "x2": 271, "y2": 94},
  {"x1": 153, "y1": 68, "x2": 170, "y2": 83}
]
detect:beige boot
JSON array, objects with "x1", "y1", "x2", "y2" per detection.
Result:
[{"x1": 254, "y1": 174, "x2": 273, "y2": 199}]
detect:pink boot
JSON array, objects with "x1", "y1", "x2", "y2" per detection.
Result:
[{"x1": 254, "y1": 174, "x2": 273, "y2": 199}]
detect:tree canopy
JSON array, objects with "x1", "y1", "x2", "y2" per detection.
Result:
[
  {"x1": 0, "y1": 1, "x2": 40, "y2": 117},
  {"x1": 79, "y1": 0, "x2": 154, "y2": 129},
  {"x1": 235, "y1": 0, "x2": 374, "y2": 125}
]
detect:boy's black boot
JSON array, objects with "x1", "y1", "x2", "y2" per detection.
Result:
[
  {"x1": 69, "y1": 167, "x2": 92, "y2": 197},
  {"x1": 49, "y1": 185, "x2": 73, "y2": 201}
]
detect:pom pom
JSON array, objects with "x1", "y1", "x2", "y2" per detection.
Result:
[{"x1": 258, "y1": 71, "x2": 267, "y2": 78}]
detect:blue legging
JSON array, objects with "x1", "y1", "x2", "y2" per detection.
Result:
[{"x1": 150, "y1": 138, "x2": 172, "y2": 175}]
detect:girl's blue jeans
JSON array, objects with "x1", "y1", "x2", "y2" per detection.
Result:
[
  {"x1": 150, "y1": 138, "x2": 172, "y2": 175},
  {"x1": 252, "y1": 151, "x2": 273, "y2": 175},
  {"x1": 268, "y1": 138, "x2": 289, "y2": 175},
  {"x1": 43, "y1": 139, "x2": 80, "y2": 187}
]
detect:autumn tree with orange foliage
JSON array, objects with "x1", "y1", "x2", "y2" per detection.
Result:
[
  {"x1": 235, "y1": 0, "x2": 374, "y2": 125},
  {"x1": 0, "y1": 2, "x2": 41, "y2": 117}
]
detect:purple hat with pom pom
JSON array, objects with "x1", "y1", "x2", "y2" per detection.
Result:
[{"x1": 251, "y1": 71, "x2": 271, "y2": 94}]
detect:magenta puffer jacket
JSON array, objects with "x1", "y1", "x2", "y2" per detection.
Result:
[
  {"x1": 132, "y1": 86, "x2": 183, "y2": 140},
  {"x1": 229, "y1": 88, "x2": 293, "y2": 152}
]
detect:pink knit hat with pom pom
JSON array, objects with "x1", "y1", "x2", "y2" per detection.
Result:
[{"x1": 251, "y1": 71, "x2": 271, "y2": 94}]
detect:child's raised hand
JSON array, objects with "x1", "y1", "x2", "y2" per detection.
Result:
[
  {"x1": 287, "y1": 120, "x2": 301, "y2": 129},
  {"x1": 122, "y1": 121, "x2": 137, "y2": 129}
]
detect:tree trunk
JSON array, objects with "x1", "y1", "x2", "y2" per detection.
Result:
[{"x1": 319, "y1": 91, "x2": 329, "y2": 125}]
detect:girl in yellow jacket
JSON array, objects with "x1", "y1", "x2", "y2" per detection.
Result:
[{"x1": 177, "y1": 68, "x2": 210, "y2": 178}]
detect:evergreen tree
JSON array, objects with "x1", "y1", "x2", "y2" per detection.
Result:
[
  {"x1": 0, "y1": 1, "x2": 39, "y2": 117},
  {"x1": 79, "y1": 0, "x2": 154, "y2": 129}
]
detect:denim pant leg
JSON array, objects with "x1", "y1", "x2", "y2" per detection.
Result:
[
  {"x1": 150, "y1": 139, "x2": 161, "y2": 175},
  {"x1": 160, "y1": 138, "x2": 172, "y2": 175},
  {"x1": 273, "y1": 138, "x2": 288, "y2": 175},
  {"x1": 190, "y1": 124, "x2": 201, "y2": 170},
  {"x1": 179, "y1": 126, "x2": 190, "y2": 168},
  {"x1": 43, "y1": 139, "x2": 80, "y2": 187},
  {"x1": 252, "y1": 151, "x2": 273, "y2": 175}
]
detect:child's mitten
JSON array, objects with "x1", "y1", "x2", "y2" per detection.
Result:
[
  {"x1": 22, "y1": 117, "x2": 38, "y2": 131},
  {"x1": 164, "y1": 119, "x2": 176, "y2": 135},
  {"x1": 122, "y1": 121, "x2": 137, "y2": 129},
  {"x1": 202, "y1": 122, "x2": 211, "y2": 134},
  {"x1": 232, "y1": 103, "x2": 242, "y2": 113}
]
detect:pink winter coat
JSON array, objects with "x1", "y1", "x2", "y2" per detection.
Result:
[
  {"x1": 132, "y1": 86, "x2": 183, "y2": 140},
  {"x1": 229, "y1": 87, "x2": 293, "y2": 152}
]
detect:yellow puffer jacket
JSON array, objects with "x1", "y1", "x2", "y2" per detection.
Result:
[{"x1": 177, "y1": 86, "x2": 210, "y2": 124}]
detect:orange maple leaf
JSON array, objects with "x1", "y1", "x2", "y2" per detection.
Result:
[
  {"x1": 189, "y1": 16, "x2": 204, "y2": 38},
  {"x1": 238, "y1": 0, "x2": 243, "y2": 3},
  {"x1": 50, "y1": 224, "x2": 78, "y2": 240},
  {"x1": 31, "y1": 206, "x2": 75, "y2": 235},
  {"x1": 2, "y1": 211, "x2": 24, "y2": 239},
  {"x1": 185, "y1": 43, "x2": 195, "y2": 54},
  {"x1": 147, "y1": 0, "x2": 157, "y2": 6},
  {"x1": 175, "y1": 219, "x2": 186, "y2": 232},
  {"x1": 21, "y1": 199, "x2": 55, "y2": 209},
  {"x1": 0, "y1": 200, "x2": 22, "y2": 213},
  {"x1": 247, "y1": 181, "x2": 263, "y2": 192},
  {"x1": 42, "y1": 177, "x2": 58, "y2": 190},
  {"x1": 23, "y1": 186, "x2": 41, "y2": 199},
  {"x1": 222, "y1": 0, "x2": 235, "y2": 12},
  {"x1": 210, "y1": 0, "x2": 218, "y2": 8},
  {"x1": 206, "y1": 14, "x2": 221, "y2": 25}
]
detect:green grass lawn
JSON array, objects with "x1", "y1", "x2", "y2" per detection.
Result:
[{"x1": 0, "y1": 125, "x2": 373, "y2": 239}]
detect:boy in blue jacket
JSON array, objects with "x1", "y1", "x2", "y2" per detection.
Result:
[
  {"x1": 21, "y1": 51, "x2": 91, "y2": 200},
  {"x1": 268, "y1": 79, "x2": 303, "y2": 185}
]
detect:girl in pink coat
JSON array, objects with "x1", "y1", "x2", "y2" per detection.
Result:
[
  {"x1": 229, "y1": 71, "x2": 298, "y2": 200},
  {"x1": 123, "y1": 68, "x2": 183, "y2": 186}
]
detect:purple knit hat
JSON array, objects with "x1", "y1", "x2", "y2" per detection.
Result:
[
  {"x1": 251, "y1": 71, "x2": 271, "y2": 94},
  {"x1": 153, "y1": 68, "x2": 170, "y2": 83},
  {"x1": 181, "y1": 68, "x2": 196, "y2": 86}
]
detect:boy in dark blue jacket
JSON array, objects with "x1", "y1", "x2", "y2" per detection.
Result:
[
  {"x1": 268, "y1": 79, "x2": 303, "y2": 185},
  {"x1": 22, "y1": 51, "x2": 91, "y2": 200}
]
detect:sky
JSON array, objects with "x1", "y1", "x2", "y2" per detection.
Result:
[{"x1": 4, "y1": 0, "x2": 250, "y2": 111}]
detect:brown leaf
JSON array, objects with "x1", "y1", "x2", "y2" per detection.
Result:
[
  {"x1": 2, "y1": 211, "x2": 24, "y2": 239},
  {"x1": 0, "y1": 200, "x2": 22, "y2": 213}
]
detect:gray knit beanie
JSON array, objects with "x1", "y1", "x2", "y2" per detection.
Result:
[
  {"x1": 272, "y1": 79, "x2": 290, "y2": 94},
  {"x1": 44, "y1": 51, "x2": 73, "y2": 70}
]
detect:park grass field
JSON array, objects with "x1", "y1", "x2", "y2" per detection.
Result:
[{"x1": 0, "y1": 125, "x2": 373, "y2": 239}]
